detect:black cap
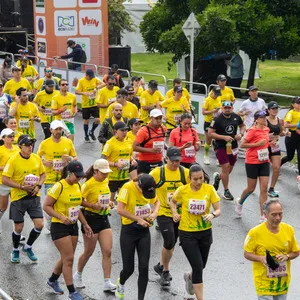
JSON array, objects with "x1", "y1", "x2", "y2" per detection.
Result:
[
  {"x1": 131, "y1": 76, "x2": 141, "y2": 82},
  {"x1": 128, "y1": 118, "x2": 143, "y2": 127},
  {"x1": 111, "y1": 64, "x2": 119, "y2": 71},
  {"x1": 174, "y1": 86, "x2": 183, "y2": 93},
  {"x1": 217, "y1": 74, "x2": 227, "y2": 81},
  {"x1": 138, "y1": 174, "x2": 156, "y2": 199},
  {"x1": 249, "y1": 85, "x2": 258, "y2": 91},
  {"x1": 148, "y1": 80, "x2": 158, "y2": 90},
  {"x1": 268, "y1": 101, "x2": 279, "y2": 109},
  {"x1": 67, "y1": 161, "x2": 85, "y2": 177},
  {"x1": 18, "y1": 134, "x2": 36, "y2": 146},
  {"x1": 212, "y1": 86, "x2": 222, "y2": 96},
  {"x1": 254, "y1": 110, "x2": 267, "y2": 120},
  {"x1": 113, "y1": 121, "x2": 129, "y2": 131},
  {"x1": 45, "y1": 79, "x2": 55, "y2": 87},
  {"x1": 167, "y1": 146, "x2": 182, "y2": 161},
  {"x1": 86, "y1": 69, "x2": 95, "y2": 78},
  {"x1": 125, "y1": 85, "x2": 135, "y2": 94}
]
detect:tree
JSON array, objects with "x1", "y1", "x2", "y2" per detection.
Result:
[
  {"x1": 140, "y1": 0, "x2": 300, "y2": 87},
  {"x1": 108, "y1": 0, "x2": 135, "y2": 45}
]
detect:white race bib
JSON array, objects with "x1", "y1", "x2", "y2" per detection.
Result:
[
  {"x1": 98, "y1": 194, "x2": 110, "y2": 209},
  {"x1": 61, "y1": 110, "x2": 71, "y2": 119},
  {"x1": 24, "y1": 174, "x2": 39, "y2": 186},
  {"x1": 53, "y1": 159, "x2": 65, "y2": 171},
  {"x1": 266, "y1": 261, "x2": 287, "y2": 278},
  {"x1": 135, "y1": 204, "x2": 151, "y2": 219},
  {"x1": 118, "y1": 159, "x2": 130, "y2": 170},
  {"x1": 271, "y1": 142, "x2": 280, "y2": 153},
  {"x1": 174, "y1": 114, "x2": 182, "y2": 123},
  {"x1": 108, "y1": 97, "x2": 116, "y2": 104},
  {"x1": 43, "y1": 108, "x2": 52, "y2": 116},
  {"x1": 232, "y1": 147, "x2": 239, "y2": 156},
  {"x1": 68, "y1": 206, "x2": 80, "y2": 223},
  {"x1": 188, "y1": 199, "x2": 206, "y2": 215},
  {"x1": 19, "y1": 119, "x2": 30, "y2": 129},
  {"x1": 153, "y1": 141, "x2": 164, "y2": 153},
  {"x1": 257, "y1": 148, "x2": 269, "y2": 161},
  {"x1": 184, "y1": 146, "x2": 195, "y2": 158},
  {"x1": 0, "y1": 108, "x2": 6, "y2": 118}
]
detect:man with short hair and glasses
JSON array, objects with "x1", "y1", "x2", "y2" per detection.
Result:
[{"x1": 33, "y1": 66, "x2": 60, "y2": 95}]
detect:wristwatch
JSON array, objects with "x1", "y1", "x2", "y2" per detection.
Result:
[{"x1": 212, "y1": 212, "x2": 217, "y2": 218}]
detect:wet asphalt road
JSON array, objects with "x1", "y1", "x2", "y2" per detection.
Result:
[{"x1": 0, "y1": 115, "x2": 300, "y2": 300}]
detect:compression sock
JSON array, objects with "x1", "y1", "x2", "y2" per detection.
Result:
[
  {"x1": 84, "y1": 124, "x2": 89, "y2": 137},
  {"x1": 26, "y1": 227, "x2": 42, "y2": 246},
  {"x1": 91, "y1": 122, "x2": 99, "y2": 133},
  {"x1": 240, "y1": 192, "x2": 252, "y2": 205},
  {"x1": 204, "y1": 143, "x2": 210, "y2": 156},
  {"x1": 12, "y1": 231, "x2": 21, "y2": 249}
]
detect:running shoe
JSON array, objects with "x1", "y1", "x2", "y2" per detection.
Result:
[
  {"x1": 46, "y1": 280, "x2": 64, "y2": 295},
  {"x1": 103, "y1": 280, "x2": 116, "y2": 292},
  {"x1": 268, "y1": 189, "x2": 279, "y2": 198},
  {"x1": 259, "y1": 215, "x2": 267, "y2": 224},
  {"x1": 223, "y1": 189, "x2": 234, "y2": 201},
  {"x1": 73, "y1": 272, "x2": 85, "y2": 288},
  {"x1": 235, "y1": 198, "x2": 243, "y2": 218},
  {"x1": 84, "y1": 136, "x2": 91, "y2": 143},
  {"x1": 183, "y1": 272, "x2": 194, "y2": 295},
  {"x1": 213, "y1": 172, "x2": 220, "y2": 191},
  {"x1": 68, "y1": 291, "x2": 83, "y2": 300},
  {"x1": 204, "y1": 155, "x2": 210, "y2": 165},
  {"x1": 22, "y1": 246, "x2": 38, "y2": 261},
  {"x1": 10, "y1": 250, "x2": 20, "y2": 263},
  {"x1": 153, "y1": 262, "x2": 163, "y2": 276},
  {"x1": 89, "y1": 131, "x2": 96, "y2": 141},
  {"x1": 115, "y1": 278, "x2": 124, "y2": 299},
  {"x1": 160, "y1": 270, "x2": 171, "y2": 286}
]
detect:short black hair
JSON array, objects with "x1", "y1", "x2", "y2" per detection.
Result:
[
  {"x1": 173, "y1": 78, "x2": 182, "y2": 85},
  {"x1": 59, "y1": 78, "x2": 68, "y2": 86},
  {"x1": 67, "y1": 40, "x2": 75, "y2": 46},
  {"x1": 117, "y1": 88, "x2": 128, "y2": 97},
  {"x1": 106, "y1": 75, "x2": 115, "y2": 82},
  {"x1": 16, "y1": 87, "x2": 27, "y2": 96}
]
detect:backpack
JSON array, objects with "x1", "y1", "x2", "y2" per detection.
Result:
[
  {"x1": 41, "y1": 77, "x2": 59, "y2": 91},
  {"x1": 156, "y1": 165, "x2": 187, "y2": 188},
  {"x1": 78, "y1": 50, "x2": 87, "y2": 63},
  {"x1": 140, "y1": 125, "x2": 166, "y2": 147},
  {"x1": 57, "y1": 181, "x2": 81, "y2": 198}
]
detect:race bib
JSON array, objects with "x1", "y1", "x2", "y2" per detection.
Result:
[
  {"x1": 257, "y1": 148, "x2": 269, "y2": 161},
  {"x1": 174, "y1": 114, "x2": 182, "y2": 123},
  {"x1": 135, "y1": 204, "x2": 151, "y2": 219},
  {"x1": 98, "y1": 193, "x2": 110, "y2": 210},
  {"x1": 267, "y1": 261, "x2": 287, "y2": 278},
  {"x1": 53, "y1": 159, "x2": 65, "y2": 171},
  {"x1": 68, "y1": 206, "x2": 80, "y2": 223},
  {"x1": 108, "y1": 97, "x2": 116, "y2": 103},
  {"x1": 184, "y1": 146, "x2": 195, "y2": 158},
  {"x1": 232, "y1": 147, "x2": 239, "y2": 156},
  {"x1": 19, "y1": 119, "x2": 30, "y2": 129},
  {"x1": 167, "y1": 192, "x2": 174, "y2": 205},
  {"x1": 61, "y1": 110, "x2": 71, "y2": 119},
  {"x1": 153, "y1": 141, "x2": 164, "y2": 153},
  {"x1": 271, "y1": 142, "x2": 280, "y2": 153},
  {"x1": 43, "y1": 108, "x2": 52, "y2": 116},
  {"x1": 24, "y1": 174, "x2": 39, "y2": 186},
  {"x1": 188, "y1": 199, "x2": 206, "y2": 215},
  {"x1": 118, "y1": 159, "x2": 130, "y2": 170},
  {"x1": 0, "y1": 108, "x2": 6, "y2": 118}
]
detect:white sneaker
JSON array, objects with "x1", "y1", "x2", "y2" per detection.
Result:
[
  {"x1": 204, "y1": 156, "x2": 210, "y2": 165},
  {"x1": 73, "y1": 272, "x2": 85, "y2": 288},
  {"x1": 235, "y1": 198, "x2": 243, "y2": 218},
  {"x1": 183, "y1": 272, "x2": 194, "y2": 295},
  {"x1": 103, "y1": 280, "x2": 116, "y2": 292},
  {"x1": 259, "y1": 215, "x2": 267, "y2": 224}
]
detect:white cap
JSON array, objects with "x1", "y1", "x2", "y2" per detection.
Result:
[
  {"x1": 50, "y1": 120, "x2": 64, "y2": 130},
  {"x1": 150, "y1": 108, "x2": 163, "y2": 118},
  {"x1": 0, "y1": 128, "x2": 14, "y2": 139},
  {"x1": 93, "y1": 159, "x2": 112, "y2": 173}
]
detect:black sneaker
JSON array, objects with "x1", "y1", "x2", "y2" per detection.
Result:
[
  {"x1": 223, "y1": 189, "x2": 234, "y2": 201},
  {"x1": 85, "y1": 136, "x2": 91, "y2": 143},
  {"x1": 153, "y1": 263, "x2": 163, "y2": 276},
  {"x1": 89, "y1": 131, "x2": 96, "y2": 141},
  {"x1": 160, "y1": 270, "x2": 171, "y2": 286},
  {"x1": 213, "y1": 172, "x2": 220, "y2": 191}
]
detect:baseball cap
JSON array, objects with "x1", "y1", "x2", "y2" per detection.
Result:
[
  {"x1": 267, "y1": 101, "x2": 279, "y2": 109},
  {"x1": 18, "y1": 134, "x2": 36, "y2": 146},
  {"x1": 12, "y1": 66, "x2": 21, "y2": 72},
  {"x1": 45, "y1": 79, "x2": 55, "y2": 87},
  {"x1": 167, "y1": 146, "x2": 182, "y2": 161},
  {"x1": 212, "y1": 86, "x2": 222, "y2": 96},
  {"x1": 174, "y1": 86, "x2": 183, "y2": 93},
  {"x1": 50, "y1": 120, "x2": 64, "y2": 130},
  {"x1": 93, "y1": 159, "x2": 112, "y2": 173},
  {"x1": 125, "y1": 85, "x2": 135, "y2": 94},
  {"x1": 128, "y1": 118, "x2": 143, "y2": 127},
  {"x1": 148, "y1": 80, "x2": 158, "y2": 90},
  {"x1": 217, "y1": 74, "x2": 227, "y2": 81},
  {"x1": 111, "y1": 64, "x2": 119, "y2": 71},
  {"x1": 131, "y1": 76, "x2": 141, "y2": 82},
  {"x1": 86, "y1": 69, "x2": 95, "y2": 78},
  {"x1": 222, "y1": 101, "x2": 233, "y2": 107},
  {"x1": 254, "y1": 110, "x2": 267, "y2": 120},
  {"x1": 113, "y1": 121, "x2": 129, "y2": 131},
  {"x1": 138, "y1": 174, "x2": 156, "y2": 199},
  {"x1": 67, "y1": 161, "x2": 85, "y2": 177},
  {"x1": 0, "y1": 128, "x2": 14, "y2": 139},
  {"x1": 249, "y1": 85, "x2": 258, "y2": 91},
  {"x1": 150, "y1": 109, "x2": 163, "y2": 118}
]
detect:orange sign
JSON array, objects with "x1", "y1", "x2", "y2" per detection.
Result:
[{"x1": 33, "y1": 0, "x2": 108, "y2": 67}]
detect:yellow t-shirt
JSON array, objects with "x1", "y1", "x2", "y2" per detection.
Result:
[
  {"x1": 173, "y1": 183, "x2": 220, "y2": 232},
  {"x1": 125, "y1": 130, "x2": 136, "y2": 145},
  {"x1": 82, "y1": 177, "x2": 111, "y2": 216},
  {"x1": 51, "y1": 92, "x2": 77, "y2": 120},
  {"x1": 136, "y1": 86, "x2": 144, "y2": 97},
  {"x1": 106, "y1": 101, "x2": 139, "y2": 119},
  {"x1": 2, "y1": 153, "x2": 45, "y2": 202},
  {"x1": 202, "y1": 95, "x2": 222, "y2": 123},
  {"x1": 150, "y1": 165, "x2": 190, "y2": 217},
  {"x1": 37, "y1": 137, "x2": 76, "y2": 184},
  {"x1": 76, "y1": 77, "x2": 102, "y2": 108},
  {"x1": 140, "y1": 90, "x2": 165, "y2": 123},
  {"x1": 21, "y1": 65, "x2": 38, "y2": 88},
  {"x1": 209, "y1": 86, "x2": 235, "y2": 103},
  {"x1": 102, "y1": 136, "x2": 133, "y2": 181},
  {"x1": 3, "y1": 78, "x2": 32, "y2": 97},
  {"x1": 10, "y1": 101, "x2": 40, "y2": 138},
  {"x1": 117, "y1": 180, "x2": 157, "y2": 225},
  {"x1": 34, "y1": 76, "x2": 60, "y2": 92},
  {"x1": 244, "y1": 222, "x2": 300, "y2": 296},
  {"x1": 96, "y1": 86, "x2": 119, "y2": 123},
  {"x1": 161, "y1": 96, "x2": 190, "y2": 129},
  {"x1": 0, "y1": 145, "x2": 19, "y2": 184},
  {"x1": 48, "y1": 180, "x2": 82, "y2": 224},
  {"x1": 284, "y1": 109, "x2": 300, "y2": 131},
  {"x1": 165, "y1": 87, "x2": 191, "y2": 102},
  {"x1": 34, "y1": 90, "x2": 59, "y2": 123}
]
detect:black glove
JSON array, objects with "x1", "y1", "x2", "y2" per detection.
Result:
[{"x1": 266, "y1": 250, "x2": 279, "y2": 270}]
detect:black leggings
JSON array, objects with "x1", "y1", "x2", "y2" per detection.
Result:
[
  {"x1": 281, "y1": 131, "x2": 300, "y2": 173},
  {"x1": 179, "y1": 229, "x2": 213, "y2": 284},
  {"x1": 119, "y1": 223, "x2": 151, "y2": 300}
]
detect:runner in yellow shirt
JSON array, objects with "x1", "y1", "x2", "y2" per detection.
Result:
[
  {"x1": 131, "y1": 76, "x2": 145, "y2": 96},
  {"x1": 20, "y1": 57, "x2": 39, "y2": 89},
  {"x1": 209, "y1": 74, "x2": 235, "y2": 103},
  {"x1": 3, "y1": 116, "x2": 22, "y2": 144},
  {"x1": 9, "y1": 87, "x2": 40, "y2": 139},
  {"x1": 165, "y1": 78, "x2": 191, "y2": 103},
  {"x1": 33, "y1": 66, "x2": 60, "y2": 94}
]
